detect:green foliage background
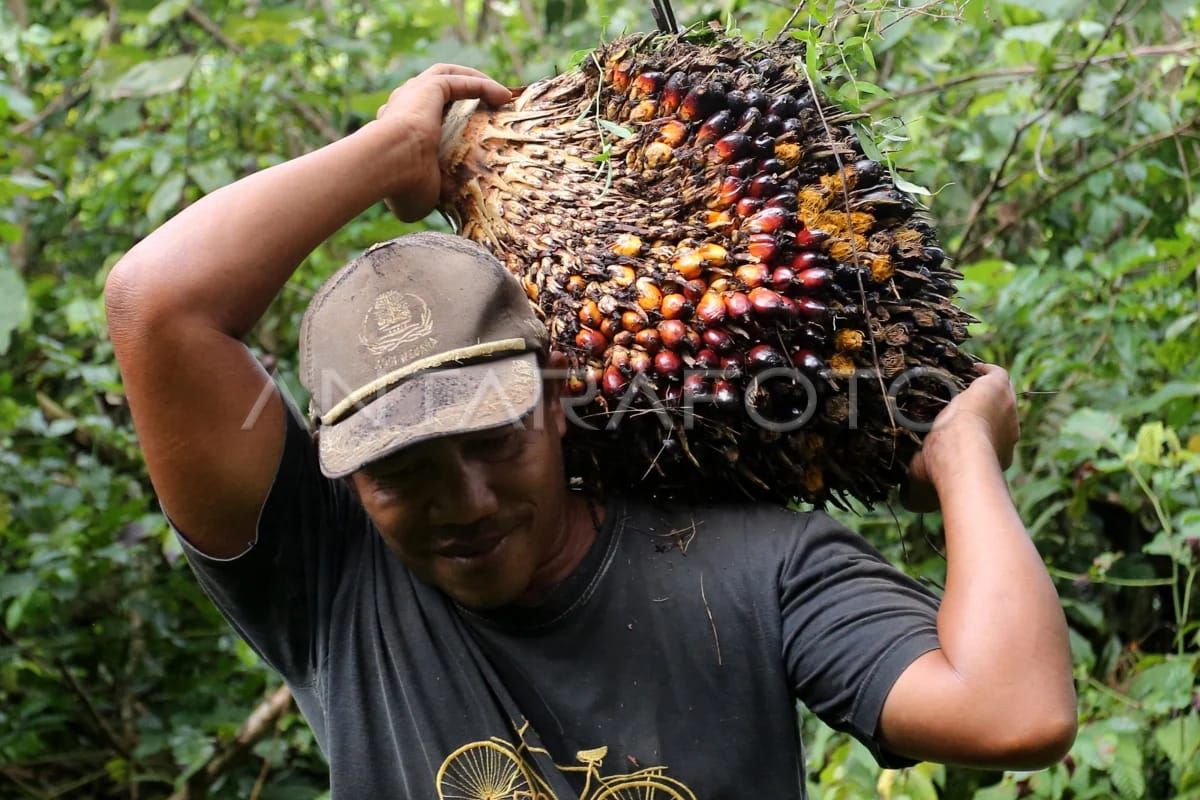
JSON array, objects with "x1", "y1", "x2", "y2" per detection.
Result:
[{"x1": 1, "y1": 0, "x2": 1197, "y2": 797}]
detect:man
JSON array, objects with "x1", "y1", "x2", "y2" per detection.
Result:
[{"x1": 104, "y1": 64, "x2": 1077, "y2": 798}]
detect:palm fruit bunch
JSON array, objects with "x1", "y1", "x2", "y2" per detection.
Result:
[{"x1": 437, "y1": 28, "x2": 977, "y2": 508}]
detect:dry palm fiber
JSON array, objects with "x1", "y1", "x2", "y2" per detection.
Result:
[{"x1": 436, "y1": 27, "x2": 977, "y2": 509}]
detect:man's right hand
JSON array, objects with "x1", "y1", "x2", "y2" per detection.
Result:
[{"x1": 372, "y1": 64, "x2": 512, "y2": 222}]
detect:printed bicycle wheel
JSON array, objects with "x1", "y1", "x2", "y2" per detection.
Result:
[
  {"x1": 436, "y1": 741, "x2": 539, "y2": 800},
  {"x1": 591, "y1": 776, "x2": 694, "y2": 800}
]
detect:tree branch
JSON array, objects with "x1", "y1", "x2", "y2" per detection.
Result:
[
  {"x1": 183, "y1": 5, "x2": 341, "y2": 142},
  {"x1": 167, "y1": 685, "x2": 293, "y2": 800},
  {"x1": 953, "y1": 0, "x2": 1133, "y2": 261},
  {"x1": 959, "y1": 119, "x2": 1198, "y2": 263},
  {"x1": 863, "y1": 42, "x2": 1200, "y2": 113}
]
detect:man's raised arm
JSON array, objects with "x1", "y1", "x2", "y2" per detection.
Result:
[
  {"x1": 879, "y1": 365, "x2": 1078, "y2": 769},
  {"x1": 104, "y1": 65, "x2": 512, "y2": 558}
]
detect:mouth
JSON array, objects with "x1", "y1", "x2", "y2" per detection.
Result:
[{"x1": 434, "y1": 529, "x2": 511, "y2": 561}]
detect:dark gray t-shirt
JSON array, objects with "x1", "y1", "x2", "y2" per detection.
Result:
[{"x1": 176, "y1": 403, "x2": 943, "y2": 798}]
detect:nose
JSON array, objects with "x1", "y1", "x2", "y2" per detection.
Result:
[{"x1": 427, "y1": 451, "x2": 501, "y2": 528}]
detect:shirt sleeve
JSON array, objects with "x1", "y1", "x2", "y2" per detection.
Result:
[
  {"x1": 780, "y1": 509, "x2": 943, "y2": 769},
  {"x1": 169, "y1": 392, "x2": 371, "y2": 687}
]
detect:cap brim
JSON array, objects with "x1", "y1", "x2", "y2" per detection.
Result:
[{"x1": 317, "y1": 353, "x2": 542, "y2": 478}]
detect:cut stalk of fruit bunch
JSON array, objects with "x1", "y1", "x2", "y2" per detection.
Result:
[{"x1": 436, "y1": 28, "x2": 977, "y2": 508}]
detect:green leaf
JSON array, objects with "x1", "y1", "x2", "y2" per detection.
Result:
[
  {"x1": 0, "y1": 266, "x2": 29, "y2": 356},
  {"x1": 147, "y1": 0, "x2": 189, "y2": 27},
  {"x1": 1003, "y1": 20, "x2": 1065, "y2": 47},
  {"x1": 1156, "y1": 713, "x2": 1200, "y2": 768},
  {"x1": 109, "y1": 55, "x2": 196, "y2": 99},
  {"x1": 597, "y1": 119, "x2": 633, "y2": 139},
  {"x1": 186, "y1": 160, "x2": 235, "y2": 195},
  {"x1": 892, "y1": 175, "x2": 932, "y2": 196},
  {"x1": 1110, "y1": 737, "x2": 1145, "y2": 799},
  {"x1": 147, "y1": 173, "x2": 186, "y2": 226}
]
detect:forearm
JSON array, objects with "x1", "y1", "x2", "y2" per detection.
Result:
[
  {"x1": 108, "y1": 119, "x2": 410, "y2": 338},
  {"x1": 930, "y1": 426, "x2": 1076, "y2": 719}
]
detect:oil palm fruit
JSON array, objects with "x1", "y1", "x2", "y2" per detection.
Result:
[{"x1": 437, "y1": 28, "x2": 977, "y2": 508}]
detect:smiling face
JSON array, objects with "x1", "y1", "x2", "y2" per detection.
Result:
[{"x1": 349, "y1": 378, "x2": 575, "y2": 610}]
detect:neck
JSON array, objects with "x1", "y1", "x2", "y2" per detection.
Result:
[{"x1": 514, "y1": 492, "x2": 602, "y2": 606}]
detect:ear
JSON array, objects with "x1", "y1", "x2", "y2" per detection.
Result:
[{"x1": 541, "y1": 350, "x2": 571, "y2": 439}]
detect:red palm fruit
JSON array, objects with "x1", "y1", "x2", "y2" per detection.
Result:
[
  {"x1": 611, "y1": 233, "x2": 643, "y2": 256},
  {"x1": 613, "y1": 330, "x2": 634, "y2": 348},
  {"x1": 576, "y1": 327, "x2": 607, "y2": 357},
  {"x1": 636, "y1": 277, "x2": 663, "y2": 311},
  {"x1": 695, "y1": 110, "x2": 735, "y2": 147},
  {"x1": 629, "y1": 349, "x2": 653, "y2": 374},
  {"x1": 745, "y1": 233, "x2": 778, "y2": 262},
  {"x1": 745, "y1": 206, "x2": 790, "y2": 234},
  {"x1": 644, "y1": 141, "x2": 672, "y2": 168},
  {"x1": 709, "y1": 175, "x2": 742, "y2": 208},
  {"x1": 660, "y1": 293, "x2": 692, "y2": 320},
  {"x1": 720, "y1": 354, "x2": 744, "y2": 380},
  {"x1": 608, "y1": 264, "x2": 636, "y2": 286},
  {"x1": 735, "y1": 196, "x2": 763, "y2": 218},
  {"x1": 631, "y1": 71, "x2": 664, "y2": 99},
  {"x1": 655, "y1": 349, "x2": 683, "y2": 379},
  {"x1": 635, "y1": 328, "x2": 661, "y2": 353},
  {"x1": 698, "y1": 242, "x2": 729, "y2": 266},
  {"x1": 760, "y1": 158, "x2": 786, "y2": 174},
  {"x1": 737, "y1": 107, "x2": 764, "y2": 136},
  {"x1": 658, "y1": 319, "x2": 687, "y2": 348},
  {"x1": 724, "y1": 291, "x2": 752, "y2": 321},
  {"x1": 600, "y1": 317, "x2": 620, "y2": 338},
  {"x1": 728, "y1": 157, "x2": 758, "y2": 178},
  {"x1": 749, "y1": 286, "x2": 786, "y2": 318},
  {"x1": 796, "y1": 298, "x2": 828, "y2": 318},
  {"x1": 673, "y1": 250, "x2": 703, "y2": 280},
  {"x1": 603, "y1": 366, "x2": 628, "y2": 396},
  {"x1": 566, "y1": 275, "x2": 587, "y2": 296},
  {"x1": 736, "y1": 263, "x2": 769, "y2": 288},
  {"x1": 770, "y1": 266, "x2": 795, "y2": 291},
  {"x1": 764, "y1": 192, "x2": 795, "y2": 211},
  {"x1": 707, "y1": 277, "x2": 731, "y2": 293},
  {"x1": 629, "y1": 99, "x2": 657, "y2": 122},
  {"x1": 768, "y1": 94, "x2": 800, "y2": 118},
  {"x1": 683, "y1": 278, "x2": 707, "y2": 302},
  {"x1": 778, "y1": 295, "x2": 800, "y2": 320},
  {"x1": 659, "y1": 119, "x2": 687, "y2": 146},
  {"x1": 682, "y1": 327, "x2": 702, "y2": 352},
  {"x1": 714, "y1": 379, "x2": 739, "y2": 407},
  {"x1": 696, "y1": 292, "x2": 726, "y2": 325},
  {"x1": 744, "y1": 88, "x2": 768, "y2": 110},
  {"x1": 660, "y1": 71, "x2": 689, "y2": 114},
  {"x1": 748, "y1": 344, "x2": 787, "y2": 370},
  {"x1": 694, "y1": 348, "x2": 720, "y2": 369},
  {"x1": 611, "y1": 59, "x2": 634, "y2": 91},
  {"x1": 791, "y1": 349, "x2": 823, "y2": 372},
  {"x1": 789, "y1": 251, "x2": 826, "y2": 270},
  {"x1": 795, "y1": 267, "x2": 832, "y2": 291},
  {"x1": 579, "y1": 299, "x2": 602, "y2": 326},
  {"x1": 748, "y1": 174, "x2": 780, "y2": 198},
  {"x1": 724, "y1": 89, "x2": 749, "y2": 114},
  {"x1": 704, "y1": 209, "x2": 733, "y2": 229},
  {"x1": 622, "y1": 310, "x2": 646, "y2": 332},
  {"x1": 683, "y1": 373, "x2": 708, "y2": 396},
  {"x1": 609, "y1": 345, "x2": 631, "y2": 369},
  {"x1": 679, "y1": 85, "x2": 716, "y2": 121},
  {"x1": 711, "y1": 132, "x2": 749, "y2": 162},
  {"x1": 763, "y1": 114, "x2": 783, "y2": 135},
  {"x1": 702, "y1": 327, "x2": 734, "y2": 353},
  {"x1": 794, "y1": 228, "x2": 829, "y2": 249}
]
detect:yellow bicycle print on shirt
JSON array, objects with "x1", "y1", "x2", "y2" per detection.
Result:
[{"x1": 435, "y1": 722, "x2": 697, "y2": 800}]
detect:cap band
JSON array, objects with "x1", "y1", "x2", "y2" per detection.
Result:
[{"x1": 318, "y1": 338, "x2": 531, "y2": 426}]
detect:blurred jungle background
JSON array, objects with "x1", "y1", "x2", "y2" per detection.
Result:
[{"x1": 1, "y1": 0, "x2": 1197, "y2": 797}]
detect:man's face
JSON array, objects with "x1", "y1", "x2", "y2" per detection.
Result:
[{"x1": 350, "y1": 384, "x2": 570, "y2": 610}]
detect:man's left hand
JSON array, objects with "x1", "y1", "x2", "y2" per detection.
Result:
[{"x1": 901, "y1": 363, "x2": 1020, "y2": 512}]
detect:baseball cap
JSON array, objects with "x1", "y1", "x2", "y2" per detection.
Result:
[{"x1": 299, "y1": 232, "x2": 549, "y2": 478}]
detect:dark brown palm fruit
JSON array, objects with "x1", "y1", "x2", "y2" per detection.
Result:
[{"x1": 437, "y1": 30, "x2": 977, "y2": 507}]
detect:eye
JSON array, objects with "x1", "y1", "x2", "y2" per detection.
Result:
[{"x1": 468, "y1": 426, "x2": 525, "y2": 461}]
